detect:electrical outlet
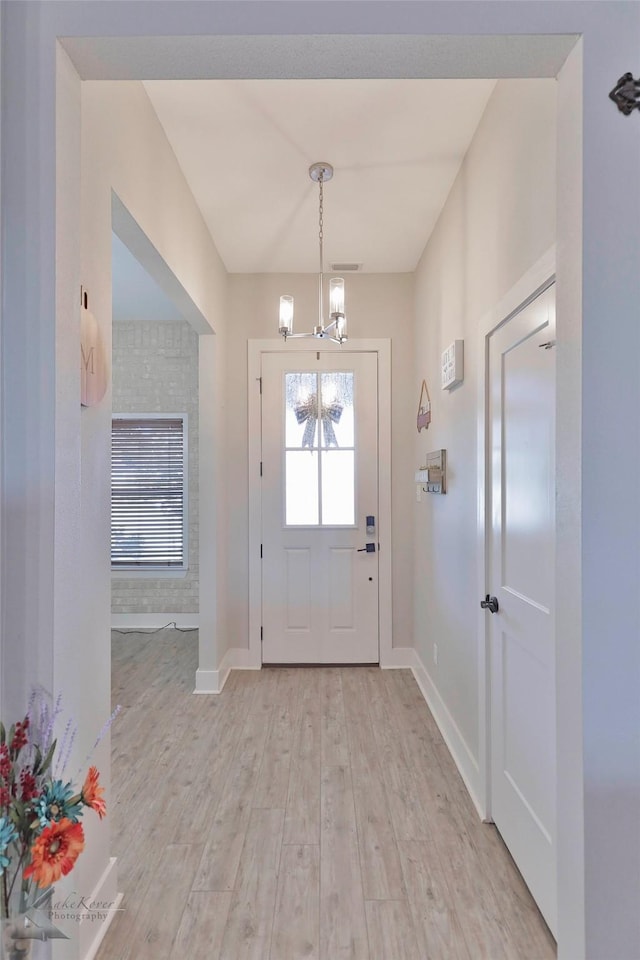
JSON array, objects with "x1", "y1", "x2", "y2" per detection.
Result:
[{"x1": 433, "y1": 642, "x2": 438, "y2": 665}]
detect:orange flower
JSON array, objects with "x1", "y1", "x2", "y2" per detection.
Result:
[
  {"x1": 24, "y1": 819, "x2": 85, "y2": 888},
  {"x1": 82, "y1": 766, "x2": 106, "y2": 819}
]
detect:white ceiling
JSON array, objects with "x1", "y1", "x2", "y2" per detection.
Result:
[{"x1": 143, "y1": 78, "x2": 496, "y2": 274}]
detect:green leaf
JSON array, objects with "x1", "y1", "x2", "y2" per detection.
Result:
[
  {"x1": 32, "y1": 746, "x2": 43, "y2": 776},
  {"x1": 39, "y1": 739, "x2": 57, "y2": 776},
  {"x1": 12, "y1": 800, "x2": 26, "y2": 826},
  {"x1": 0, "y1": 721, "x2": 5, "y2": 745}
]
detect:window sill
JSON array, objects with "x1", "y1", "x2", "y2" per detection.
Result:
[{"x1": 111, "y1": 569, "x2": 188, "y2": 580}]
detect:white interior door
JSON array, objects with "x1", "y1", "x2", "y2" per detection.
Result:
[
  {"x1": 487, "y1": 283, "x2": 557, "y2": 935},
  {"x1": 261, "y1": 351, "x2": 379, "y2": 663}
]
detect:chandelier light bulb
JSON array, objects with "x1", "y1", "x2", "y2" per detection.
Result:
[
  {"x1": 329, "y1": 277, "x2": 345, "y2": 318},
  {"x1": 279, "y1": 295, "x2": 294, "y2": 336}
]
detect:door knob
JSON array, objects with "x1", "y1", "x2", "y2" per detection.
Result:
[
  {"x1": 357, "y1": 543, "x2": 376, "y2": 553},
  {"x1": 480, "y1": 594, "x2": 499, "y2": 613}
]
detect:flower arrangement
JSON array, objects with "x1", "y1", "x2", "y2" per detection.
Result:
[{"x1": 0, "y1": 690, "x2": 118, "y2": 947}]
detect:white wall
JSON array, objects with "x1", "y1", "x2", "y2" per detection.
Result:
[
  {"x1": 226, "y1": 272, "x2": 414, "y2": 652},
  {"x1": 555, "y1": 42, "x2": 585, "y2": 955},
  {"x1": 412, "y1": 80, "x2": 557, "y2": 796},
  {"x1": 577, "y1": 18, "x2": 640, "y2": 956}
]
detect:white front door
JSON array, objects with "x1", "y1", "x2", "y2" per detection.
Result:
[
  {"x1": 261, "y1": 351, "x2": 379, "y2": 663},
  {"x1": 487, "y1": 283, "x2": 557, "y2": 935}
]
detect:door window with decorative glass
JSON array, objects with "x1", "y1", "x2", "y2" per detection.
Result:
[{"x1": 284, "y1": 371, "x2": 355, "y2": 526}]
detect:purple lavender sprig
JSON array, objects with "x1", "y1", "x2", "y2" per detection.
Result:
[
  {"x1": 55, "y1": 717, "x2": 77, "y2": 777},
  {"x1": 28, "y1": 689, "x2": 63, "y2": 758},
  {"x1": 74, "y1": 704, "x2": 122, "y2": 777},
  {"x1": 23, "y1": 688, "x2": 120, "y2": 777}
]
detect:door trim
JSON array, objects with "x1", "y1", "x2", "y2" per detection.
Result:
[
  {"x1": 475, "y1": 247, "x2": 556, "y2": 821},
  {"x1": 248, "y1": 338, "x2": 392, "y2": 668}
]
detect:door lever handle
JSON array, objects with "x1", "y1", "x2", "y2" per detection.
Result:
[
  {"x1": 357, "y1": 543, "x2": 376, "y2": 553},
  {"x1": 480, "y1": 594, "x2": 499, "y2": 614}
]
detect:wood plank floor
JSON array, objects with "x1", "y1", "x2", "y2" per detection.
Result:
[{"x1": 96, "y1": 629, "x2": 556, "y2": 960}]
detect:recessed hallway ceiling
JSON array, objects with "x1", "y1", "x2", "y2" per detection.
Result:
[
  {"x1": 112, "y1": 233, "x2": 184, "y2": 323},
  {"x1": 143, "y1": 79, "x2": 496, "y2": 274}
]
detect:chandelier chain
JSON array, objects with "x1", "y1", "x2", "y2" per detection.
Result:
[
  {"x1": 318, "y1": 173, "x2": 324, "y2": 275},
  {"x1": 278, "y1": 161, "x2": 346, "y2": 344}
]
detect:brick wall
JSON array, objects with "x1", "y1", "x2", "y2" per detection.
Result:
[{"x1": 111, "y1": 320, "x2": 199, "y2": 614}]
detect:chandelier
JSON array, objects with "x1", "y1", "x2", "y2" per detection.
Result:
[{"x1": 278, "y1": 162, "x2": 347, "y2": 344}]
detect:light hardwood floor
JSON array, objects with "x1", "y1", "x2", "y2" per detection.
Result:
[{"x1": 97, "y1": 629, "x2": 556, "y2": 960}]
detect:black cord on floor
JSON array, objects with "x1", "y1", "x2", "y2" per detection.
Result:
[{"x1": 112, "y1": 621, "x2": 198, "y2": 634}]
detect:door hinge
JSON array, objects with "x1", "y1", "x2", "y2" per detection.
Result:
[
  {"x1": 258, "y1": 377, "x2": 262, "y2": 394},
  {"x1": 259, "y1": 461, "x2": 263, "y2": 476},
  {"x1": 260, "y1": 543, "x2": 263, "y2": 559},
  {"x1": 260, "y1": 626, "x2": 263, "y2": 643}
]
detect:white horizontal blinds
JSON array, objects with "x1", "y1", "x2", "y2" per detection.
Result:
[{"x1": 111, "y1": 417, "x2": 185, "y2": 568}]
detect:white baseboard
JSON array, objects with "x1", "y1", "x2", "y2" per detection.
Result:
[
  {"x1": 194, "y1": 667, "x2": 225, "y2": 694},
  {"x1": 227, "y1": 646, "x2": 262, "y2": 670},
  {"x1": 409, "y1": 648, "x2": 484, "y2": 820},
  {"x1": 194, "y1": 646, "x2": 260, "y2": 695},
  {"x1": 111, "y1": 614, "x2": 199, "y2": 630},
  {"x1": 380, "y1": 645, "x2": 419, "y2": 669},
  {"x1": 78, "y1": 858, "x2": 121, "y2": 960}
]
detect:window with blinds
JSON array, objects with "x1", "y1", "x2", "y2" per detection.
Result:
[{"x1": 111, "y1": 415, "x2": 188, "y2": 570}]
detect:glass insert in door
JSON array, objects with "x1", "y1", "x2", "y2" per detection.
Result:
[{"x1": 284, "y1": 371, "x2": 355, "y2": 526}]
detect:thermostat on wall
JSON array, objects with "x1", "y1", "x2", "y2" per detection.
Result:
[{"x1": 441, "y1": 339, "x2": 464, "y2": 390}]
